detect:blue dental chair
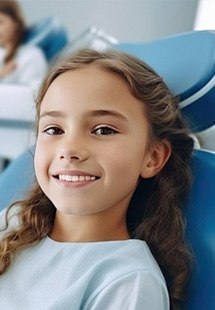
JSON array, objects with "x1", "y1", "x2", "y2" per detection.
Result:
[{"x1": 0, "y1": 31, "x2": 215, "y2": 310}]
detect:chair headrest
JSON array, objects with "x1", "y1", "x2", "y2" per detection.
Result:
[{"x1": 117, "y1": 31, "x2": 215, "y2": 132}]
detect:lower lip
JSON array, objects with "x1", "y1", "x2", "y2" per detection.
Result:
[{"x1": 53, "y1": 177, "x2": 99, "y2": 188}]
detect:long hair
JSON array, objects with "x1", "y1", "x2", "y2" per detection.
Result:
[
  {"x1": 0, "y1": 0, "x2": 26, "y2": 62},
  {"x1": 0, "y1": 49, "x2": 194, "y2": 309}
]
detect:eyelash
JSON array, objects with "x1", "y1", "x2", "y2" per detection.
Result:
[
  {"x1": 43, "y1": 126, "x2": 64, "y2": 135},
  {"x1": 42, "y1": 125, "x2": 118, "y2": 136},
  {"x1": 92, "y1": 126, "x2": 118, "y2": 136}
]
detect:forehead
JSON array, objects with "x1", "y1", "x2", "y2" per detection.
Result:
[
  {"x1": 40, "y1": 66, "x2": 146, "y2": 119},
  {"x1": 45, "y1": 66, "x2": 130, "y2": 99}
]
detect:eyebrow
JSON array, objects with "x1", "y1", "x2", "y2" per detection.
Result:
[
  {"x1": 39, "y1": 110, "x2": 65, "y2": 119},
  {"x1": 39, "y1": 109, "x2": 129, "y2": 122},
  {"x1": 86, "y1": 109, "x2": 129, "y2": 122}
]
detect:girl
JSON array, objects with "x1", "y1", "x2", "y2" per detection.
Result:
[
  {"x1": 0, "y1": 48, "x2": 194, "y2": 309},
  {"x1": 0, "y1": 0, "x2": 47, "y2": 86}
]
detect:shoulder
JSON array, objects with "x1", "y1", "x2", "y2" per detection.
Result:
[
  {"x1": 82, "y1": 240, "x2": 169, "y2": 309},
  {"x1": 0, "y1": 206, "x2": 21, "y2": 240},
  {"x1": 13, "y1": 44, "x2": 48, "y2": 86},
  {"x1": 97, "y1": 239, "x2": 165, "y2": 279},
  {"x1": 85, "y1": 264, "x2": 169, "y2": 309},
  {"x1": 15, "y1": 44, "x2": 47, "y2": 66}
]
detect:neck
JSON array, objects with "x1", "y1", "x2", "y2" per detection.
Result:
[{"x1": 50, "y1": 210, "x2": 130, "y2": 243}]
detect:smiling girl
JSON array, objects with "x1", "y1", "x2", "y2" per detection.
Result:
[{"x1": 0, "y1": 49, "x2": 194, "y2": 309}]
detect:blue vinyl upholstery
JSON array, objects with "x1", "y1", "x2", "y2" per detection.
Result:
[
  {"x1": 116, "y1": 31, "x2": 215, "y2": 132},
  {"x1": 0, "y1": 148, "x2": 35, "y2": 209},
  {"x1": 182, "y1": 150, "x2": 215, "y2": 309}
]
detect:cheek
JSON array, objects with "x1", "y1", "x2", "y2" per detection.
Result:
[
  {"x1": 7, "y1": 21, "x2": 17, "y2": 37},
  {"x1": 101, "y1": 140, "x2": 146, "y2": 177},
  {"x1": 0, "y1": 27, "x2": 7, "y2": 40},
  {"x1": 1, "y1": 25, "x2": 13, "y2": 41},
  {"x1": 34, "y1": 141, "x2": 49, "y2": 180}
]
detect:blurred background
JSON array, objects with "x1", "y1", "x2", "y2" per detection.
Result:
[
  {"x1": 19, "y1": 0, "x2": 199, "y2": 43},
  {"x1": 0, "y1": 0, "x2": 214, "y2": 170}
]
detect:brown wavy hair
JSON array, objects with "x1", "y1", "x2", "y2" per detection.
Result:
[
  {"x1": 0, "y1": 0, "x2": 26, "y2": 62},
  {"x1": 0, "y1": 49, "x2": 194, "y2": 309}
]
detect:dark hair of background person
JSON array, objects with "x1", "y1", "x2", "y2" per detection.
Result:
[{"x1": 0, "y1": 0, "x2": 26, "y2": 63}]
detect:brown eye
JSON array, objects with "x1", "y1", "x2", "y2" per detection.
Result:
[
  {"x1": 93, "y1": 126, "x2": 117, "y2": 136},
  {"x1": 43, "y1": 127, "x2": 64, "y2": 135}
]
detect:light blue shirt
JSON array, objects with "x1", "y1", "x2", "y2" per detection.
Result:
[{"x1": 0, "y1": 209, "x2": 169, "y2": 309}]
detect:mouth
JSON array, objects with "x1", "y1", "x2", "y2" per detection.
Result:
[{"x1": 54, "y1": 174, "x2": 100, "y2": 182}]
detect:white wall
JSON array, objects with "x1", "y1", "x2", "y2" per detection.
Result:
[
  {"x1": 194, "y1": 0, "x2": 215, "y2": 30},
  {"x1": 18, "y1": 0, "x2": 199, "y2": 43}
]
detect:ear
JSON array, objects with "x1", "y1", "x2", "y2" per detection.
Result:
[{"x1": 141, "y1": 141, "x2": 171, "y2": 178}]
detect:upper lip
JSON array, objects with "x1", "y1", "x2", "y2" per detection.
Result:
[{"x1": 52, "y1": 170, "x2": 100, "y2": 178}]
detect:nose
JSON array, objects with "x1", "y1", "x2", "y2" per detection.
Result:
[{"x1": 57, "y1": 134, "x2": 89, "y2": 162}]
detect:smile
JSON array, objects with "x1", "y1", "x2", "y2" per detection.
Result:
[{"x1": 58, "y1": 175, "x2": 97, "y2": 182}]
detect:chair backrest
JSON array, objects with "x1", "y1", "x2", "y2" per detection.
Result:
[
  {"x1": 23, "y1": 16, "x2": 69, "y2": 61},
  {"x1": 182, "y1": 149, "x2": 215, "y2": 309},
  {"x1": 116, "y1": 31, "x2": 215, "y2": 133}
]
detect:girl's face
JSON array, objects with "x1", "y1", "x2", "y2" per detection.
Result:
[
  {"x1": 34, "y1": 66, "x2": 165, "y2": 219},
  {"x1": 0, "y1": 12, "x2": 17, "y2": 47}
]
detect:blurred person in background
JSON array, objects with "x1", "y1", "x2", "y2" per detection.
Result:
[{"x1": 0, "y1": 0, "x2": 47, "y2": 87}]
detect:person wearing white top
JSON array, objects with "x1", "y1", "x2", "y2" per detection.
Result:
[
  {"x1": 0, "y1": 44, "x2": 47, "y2": 87},
  {"x1": 0, "y1": 0, "x2": 47, "y2": 88},
  {"x1": 0, "y1": 0, "x2": 48, "y2": 164}
]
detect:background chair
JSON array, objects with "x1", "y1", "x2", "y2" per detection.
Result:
[{"x1": 23, "y1": 16, "x2": 69, "y2": 62}]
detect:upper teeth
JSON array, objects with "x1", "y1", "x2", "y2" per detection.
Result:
[{"x1": 59, "y1": 175, "x2": 96, "y2": 182}]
